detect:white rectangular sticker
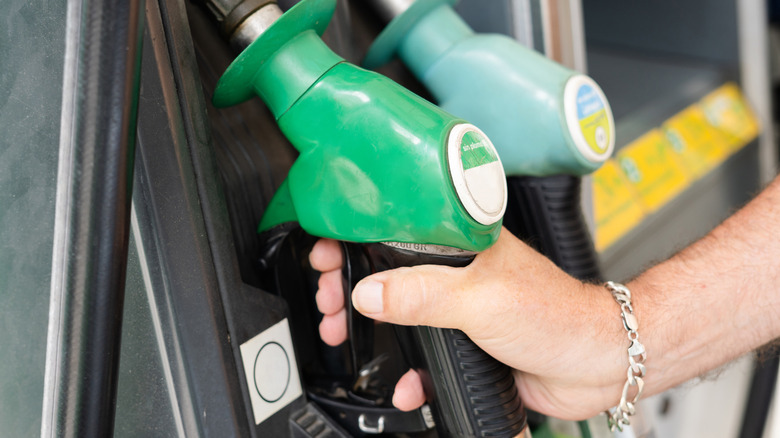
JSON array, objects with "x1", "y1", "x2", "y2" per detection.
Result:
[{"x1": 239, "y1": 318, "x2": 302, "y2": 425}]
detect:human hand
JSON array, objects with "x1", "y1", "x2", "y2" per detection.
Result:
[{"x1": 309, "y1": 228, "x2": 627, "y2": 421}]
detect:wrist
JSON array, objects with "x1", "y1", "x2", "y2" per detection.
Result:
[
  {"x1": 558, "y1": 281, "x2": 634, "y2": 414},
  {"x1": 520, "y1": 281, "x2": 635, "y2": 420}
]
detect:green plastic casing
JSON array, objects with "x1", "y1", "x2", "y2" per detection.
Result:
[
  {"x1": 212, "y1": 0, "x2": 501, "y2": 251},
  {"x1": 363, "y1": 0, "x2": 616, "y2": 177}
]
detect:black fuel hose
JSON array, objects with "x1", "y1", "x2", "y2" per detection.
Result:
[
  {"x1": 504, "y1": 175, "x2": 601, "y2": 282},
  {"x1": 40, "y1": 0, "x2": 144, "y2": 436}
]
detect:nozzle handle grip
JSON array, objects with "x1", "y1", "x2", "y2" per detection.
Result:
[
  {"x1": 503, "y1": 175, "x2": 600, "y2": 281},
  {"x1": 352, "y1": 244, "x2": 528, "y2": 437},
  {"x1": 395, "y1": 325, "x2": 526, "y2": 437}
]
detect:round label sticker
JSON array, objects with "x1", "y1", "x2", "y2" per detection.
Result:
[
  {"x1": 563, "y1": 75, "x2": 615, "y2": 163},
  {"x1": 253, "y1": 342, "x2": 291, "y2": 403},
  {"x1": 447, "y1": 124, "x2": 507, "y2": 225}
]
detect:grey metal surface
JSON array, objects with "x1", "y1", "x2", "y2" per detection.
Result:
[
  {"x1": 0, "y1": 0, "x2": 66, "y2": 436},
  {"x1": 229, "y1": 4, "x2": 283, "y2": 51},
  {"x1": 587, "y1": 48, "x2": 729, "y2": 150},
  {"x1": 507, "y1": 0, "x2": 536, "y2": 49},
  {"x1": 114, "y1": 233, "x2": 183, "y2": 438},
  {"x1": 738, "y1": 0, "x2": 777, "y2": 184},
  {"x1": 539, "y1": 0, "x2": 587, "y2": 72},
  {"x1": 583, "y1": 0, "x2": 739, "y2": 66},
  {"x1": 367, "y1": 0, "x2": 415, "y2": 23}
]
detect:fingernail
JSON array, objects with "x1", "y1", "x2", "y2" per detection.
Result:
[{"x1": 353, "y1": 281, "x2": 383, "y2": 314}]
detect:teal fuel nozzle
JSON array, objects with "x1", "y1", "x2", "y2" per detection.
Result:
[
  {"x1": 213, "y1": 0, "x2": 506, "y2": 251},
  {"x1": 363, "y1": 0, "x2": 616, "y2": 177}
]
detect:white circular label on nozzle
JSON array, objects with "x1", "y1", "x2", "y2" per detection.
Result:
[
  {"x1": 563, "y1": 75, "x2": 615, "y2": 163},
  {"x1": 447, "y1": 124, "x2": 507, "y2": 225}
]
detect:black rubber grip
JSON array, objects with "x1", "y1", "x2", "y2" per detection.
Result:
[
  {"x1": 503, "y1": 175, "x2": 600, "y2": 281},
  {"x1": 401, "y1": 325, "x2": 526, "y2": 437},
  {"x1": 361, "y1": 244, "x2": 528, "y2": 437}
]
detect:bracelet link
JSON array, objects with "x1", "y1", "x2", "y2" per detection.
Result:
[
  {"x1": 628, "y1": 339, "x2": 645, "y2": 358},
  {"x1": 604, "y1": 281, "x2": 646, "y2": 432},
  {"x1": 622, "y1": 312, "x2": 639, "y2": 332}
]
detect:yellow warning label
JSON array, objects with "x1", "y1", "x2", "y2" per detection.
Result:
[
  {"x1": 662, "y1": 105, "x2": 733, "y2": 179},
  {"x1": 592, "y1": 82, "x2": 761, "y2": 252},
  {"x1": 616, "y1": 130, "x2": 691, "y2": 213},
  {"x1": 700, "y1": 82, "x2": 760, "y2": 152},
  {"x1": 593, "y1": 160, "x2": 646, "y2": 251}
]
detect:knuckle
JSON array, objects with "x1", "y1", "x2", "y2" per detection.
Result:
[{"x1": 385, "y1": 267, "x2": 442, "y2": 325}]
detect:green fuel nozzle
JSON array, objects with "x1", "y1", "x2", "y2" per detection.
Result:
[
  {"x1": 213, "y1": 0, "x2": 505, "y2": 252},
  {"x1": 363, "y1": 0, "x2": 616, "y2": 177},
  {"x1": 212, "y1": 2, "x2": 531, "y2": 435}
]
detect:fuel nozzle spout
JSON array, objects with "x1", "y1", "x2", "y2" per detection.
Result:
[
  {"x1": 365, "y1": 0, "x2": 415, "y2": 24},
  {"x1": 198, "y1": 0, "x2": 280, "y2": 48},
  {"x1": 229, "y1": 2, "x2": 283, "y2": 51}
]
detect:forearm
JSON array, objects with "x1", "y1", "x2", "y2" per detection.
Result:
[{"x1": 628, "y1": 175, "x2": 780, "y2": 396}]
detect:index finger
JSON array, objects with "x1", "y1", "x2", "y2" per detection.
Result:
[{"x1": 309, "y1": 238, "x2": 344, "y2": 272}]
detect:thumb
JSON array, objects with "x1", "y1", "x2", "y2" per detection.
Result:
[{"x1": 351, "y1": 265, "x2": 469, "y2": 329}]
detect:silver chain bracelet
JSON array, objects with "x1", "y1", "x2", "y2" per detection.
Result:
[{"x1": 604, "y1": 281, "x2": 647, "y2": 432}]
